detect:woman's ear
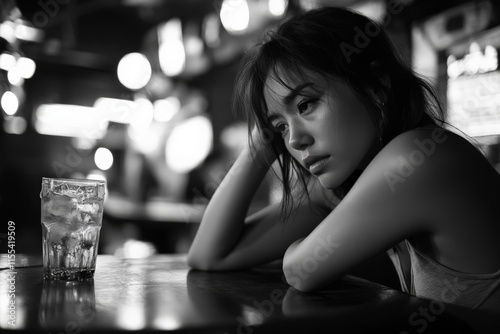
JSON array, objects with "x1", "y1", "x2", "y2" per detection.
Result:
[{"x1": 369, "y1": 61, "x2": 391, "y2": 104}]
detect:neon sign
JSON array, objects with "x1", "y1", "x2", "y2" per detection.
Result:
[{"x1": 447, "y1": 42, "x2": 498, "y2": 78}]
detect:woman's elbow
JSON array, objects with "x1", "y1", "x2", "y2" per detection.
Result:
[
  {"x1": 186, "y1": 253, "x2": 225, "y2": 271},
  {"x1": 186, "y1": 253, "x2": 211, "y2": 271},
  {"x1": 282, "y1": 262, "x2": 317, "y2": 292},
  {"x1": 282, "y1": 260, "x2": 339, "y2": 293}
]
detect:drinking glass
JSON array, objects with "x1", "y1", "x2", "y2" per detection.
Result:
[{"x1": 40, "y1": 177, "x2": 105, "y2": 280}]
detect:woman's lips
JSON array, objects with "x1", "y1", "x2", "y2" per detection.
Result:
[{"x1": 309, "y1": 157, "x2": 330, "y2": 175}]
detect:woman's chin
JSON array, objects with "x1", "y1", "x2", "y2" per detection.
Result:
[{"x1": 316, "y1": 173, "x2": 343, "y2": 190}]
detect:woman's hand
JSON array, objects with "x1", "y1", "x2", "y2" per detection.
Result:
[{"x1": 249, "y1": 125, "x2": 282, "y2": 165}]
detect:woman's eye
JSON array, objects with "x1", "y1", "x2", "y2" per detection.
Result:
[
  {"x1": 297, "y1": 99, "x2": 317, "y2": 114},
  {"x1": 274, "y1": 123, "x2": 288, "y2": 134}
]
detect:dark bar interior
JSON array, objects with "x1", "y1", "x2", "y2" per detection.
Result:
[
  {"x1": 1, "y1": 0, "x2": 499, "y2": 333},
  {"x1": 2, "y1": 0, "x2": 497, "y2": 256}
]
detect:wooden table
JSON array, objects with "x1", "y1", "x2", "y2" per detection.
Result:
[{"x1": 0, "y1": 254, "x2": 477, "y2": 333}]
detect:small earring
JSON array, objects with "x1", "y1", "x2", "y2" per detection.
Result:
[{"x1": 379, "y1": 106, "x2": 385, "y2": 145}]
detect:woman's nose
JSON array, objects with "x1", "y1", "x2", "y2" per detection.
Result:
[{"x1": 288, "y1": 122, "x2": 313, "y2": 151}]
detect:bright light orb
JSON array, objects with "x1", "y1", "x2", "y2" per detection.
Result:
[
  {"x1": 220, "y1": 0, "x2": 249, "y2": 33},
  {"x1": 165, "y1": 116, "x2": 213, "y2": 173},
  {"x1": 158, "y1": 19, "x2": 185, "y2": 77},
  {"x1": 159, "y1": 40, "x2": 185, "y2": 77},
  {"x1": 269, "y1": 0, "x2": 287, "y2": 16},
  {"x1": 154, "y1": 96, "x2": 180, "y2": 122},
  {"x1": 94, "y1": 147, "x2": 114, "y2": 171},
  {"x1": 117, "y1": 53, "x2": 152, "y2": 90},
  {"x1": 1, "y1": 91, "x2": 19, "y2": 115},
  {"x1": 17, "y1": 57, "x2": 36, "y2": 79}
]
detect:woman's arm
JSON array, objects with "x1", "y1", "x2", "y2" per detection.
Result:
[
  {"x1": 187, "y1": 132, "x2": 332, "y2": 271},
  {"x1": 187, "y1": 144, "x2": 271, "y2": 270},
  {"x1": 282, "y1": 129, "x2": 439, "y2": 292}
]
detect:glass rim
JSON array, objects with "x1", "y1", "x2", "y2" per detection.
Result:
[{"x1": 42, "y1": 177, "x2": 106, "y2": 185}]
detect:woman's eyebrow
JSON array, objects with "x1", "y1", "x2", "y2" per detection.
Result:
[
  {"x1": 267, "y1": 82, "x2": 315, "y2": 123},
  {"x1": 282, "y1": 82, "x2": 315, "y2": 106},
  {"x1": 267, "y1": 113, "x2": 280, "y2": 124}
]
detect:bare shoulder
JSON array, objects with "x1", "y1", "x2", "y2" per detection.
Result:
[
  {"x1": 368, "y1": 124, "x2": 500, "y2": 223},
  {"x1": 369, "y1": 126, "x2": 500, "y2": 273},
  {"x1": 373, "y1": 125, "x2": 498, "y2": 187},
  {"x1": 378, "y1": 125, "x2": 474, "y2": 166}
]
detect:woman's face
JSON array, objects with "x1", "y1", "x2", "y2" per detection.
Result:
[{"x1": 263, "y1": 70, "x2": 379, "y2": 189}]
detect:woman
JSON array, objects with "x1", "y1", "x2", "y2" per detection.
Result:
[{"x1": 187, "y1": 6, "x2": 500, "y2": 330}]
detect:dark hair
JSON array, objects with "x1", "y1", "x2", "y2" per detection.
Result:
[{"x1": 233, "y1": 6, "x2": 444, "y2": 219}]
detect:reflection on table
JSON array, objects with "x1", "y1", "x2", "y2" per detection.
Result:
[{"x1": 0, "y1": 254, "x2": 480, "y2": 333}]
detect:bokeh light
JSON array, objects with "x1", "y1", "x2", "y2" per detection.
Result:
[
  {"x1": 220, "y1": 0, "x2": 249, "y2": 34},
  {"x1": 153, "y1": 96, "x2": 180, "y2": 122},
  {"x1": 117, "y1": 52, "x2": 152, "y2": 90},
  {"x1": 1, "y1": 91, "x2": 19, "y2": 115},
  {"x1": 158, "y1": 19, "x2": 185, "y2": 77},
  {"x1": 94, "y1": 147, "x2": 114, "y2": 171},
  {"x1": 165, "y1": 116, "x2": 213, "y2": 173}
]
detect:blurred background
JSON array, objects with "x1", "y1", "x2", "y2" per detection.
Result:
[{"x1": 1, "y1": 0, "x2": 499, "y2": 257}]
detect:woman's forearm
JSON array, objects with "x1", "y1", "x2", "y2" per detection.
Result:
[{"x1": 187, "y1": 147, "x2": 272, "y2": 270}]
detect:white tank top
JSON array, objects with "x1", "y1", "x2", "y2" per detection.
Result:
[{"x1": 388, "y1": 239, "x2": 500, "y2": 333}]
